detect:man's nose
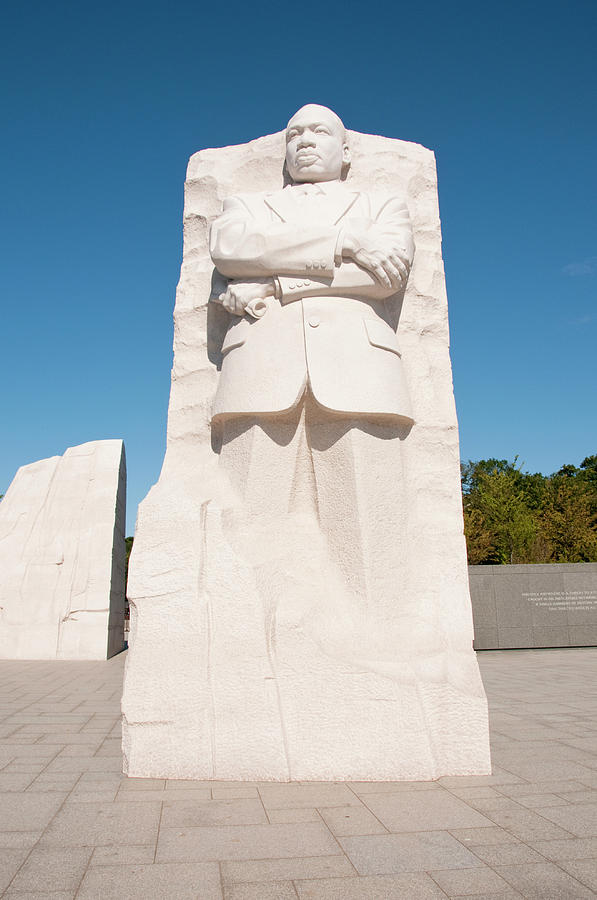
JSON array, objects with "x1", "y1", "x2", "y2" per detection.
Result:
[{"x1": 297, "y1": 133, "x2": 316, "y2": 149}]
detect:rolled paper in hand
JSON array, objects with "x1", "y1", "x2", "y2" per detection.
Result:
[{"x1": 245, "y1": 297, "x2": 268, "y2": 319}]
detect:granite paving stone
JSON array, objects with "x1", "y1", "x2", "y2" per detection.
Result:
[
  {"x1": 8, "y1": 847, "x2": 92, "y2": 893},
  {"x1": 442, "y1": 785, "x2": 502, "y2": 800},
  {"x1": 0, "y1": 850, "x2": 29, "y2": 893},
  {"x1": 44, "y1": 756, "x2": 121, "y2": 774},
  {"x1": 0, "y1": 794, "x2": 67, "y2": 832},
  {"x1": 3, "y1": 891, "x2": 75, "y2": 899},
  {"x1": 534, "y1": 801, "x2": 597, "y2": 835},
  {"x1": 348, "y1": 781, "x2": 441, "y2": 795},
  {"x1": 478, "y1": 806, "x2": 577, "y2": 840},
  {"x1": 557, "y1": 858, "x2": 597, "y2": 892},
  {"x1": 258, "y1": 783, "x2": 361, "y2": 809},
  {"x1": 495, "y1": 780, "x2": 588, "y2": 797},
  {"x1": 160, "y1": 797, "x2": 269, "y2": 828},
  {"x1": 495, "y1": 861, "x2": 597, "y2": 898},
  {"x1": 118, "y1": 777, "x2": 166, "y2": 790},
  {"x1": 64, "y1": 788, "x2": 120, "y2": 803},
  {"x1": 156, "y1": 822, "x2": 340, "y2": 862},
  {"x1": 223, "y1": 882, "x2": 297, "y2": 899},
  {"x1": 448, "y1": 826, "x2": 519, "y2": 847},
  {"x1": 76, "y1": 862, "x2": 222, "y2": 899},
  {"x1": 1, "y1": 764, "x2": 47, "y2": 776},
  {"x1": 436, "y1": 769, "x2": 523, "y2": 788},
  {"x1": 448, "y1": 894, "x2": 521, "y2": 900},
  {"x1": 512, "y1": 793, "x2": 570, "y2": 808},
  {"x1": 467, "y1": 842, "x2": 548, "y2": 866},
  {"x1": 361, "y1": 789, "x2": 494, "y2": 832},
  {"x1": 317, "y1": 805, "x2": 388, "y2": 837},
  {"x1": 527, "y1": 836, "x2": 597, "y2": 860},
  {"x1": 114, "y1": 788, "x2": 212, "y2": 803},
  {"x1": 429, "y1": 865, "x2": 512, "y2": 896},
  {"x1": 464, "y1": 796, "x2": 534, "y2": 814},
  {"x1": 266, "y1": 808, "x2": 321, "y2": 824},
  {"x1": 338, "y1": 831, "x2": 484, "y2": 875},
  {"x1": 26, "y1": 773, "x2": 80, "y2": 791},
  {"x1": 38, "y1": 800, "x2": 162, "y2": 847},
  {"x1": 36, "y1": 734, "x2": 104, "y2": 746},
  {"x1": 212, "y1": 787, "x2": 260, "y2": 800},
  {"x1": 490, "y1": 758, "x2": 596, "y2": 781},
  {"x1": 220, "y1": 855, "x2": 355, "y2": 883},
  {"x1": 0, "y1": 775, "x2": 36, "y2": 792},
  {"x1": 89, "y1": 845, "x2": 156, "y2": 866},
  {"x1": 555, "y1": 790, "x2": 597, "y2": 803},
  {"x1": 0, "y1": 834, "x2": 42, "y2": 851},
  {"x1": 294, "y1": 872, "x2": 446, "y2": 898}
]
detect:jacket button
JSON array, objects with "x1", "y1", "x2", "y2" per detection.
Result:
[
  {"x1": 308, "y1": 316, "x2": 320, "y2": 328},
  {"x1": 288, "y1": 283, "x2": 296, "y2": 290},
  {"x1": 306, "y1": 260, "x2": 313, "y2": 269}
]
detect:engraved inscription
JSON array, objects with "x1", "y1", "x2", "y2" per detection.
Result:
[{"x1": 522, "y1": 590, "x2": 597, "y2": 611}]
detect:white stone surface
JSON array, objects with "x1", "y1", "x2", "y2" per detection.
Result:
[
  {"x1": 0, "y1": 440, "x2": 126, "y2": 660},
  {"x1": 122, "y1": 111, "x2": 491, "y2": 781}
]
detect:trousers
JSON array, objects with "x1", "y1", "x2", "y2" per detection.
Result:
[{"x1": 217, "y1": 390, "x2": 410, "y2": 611}]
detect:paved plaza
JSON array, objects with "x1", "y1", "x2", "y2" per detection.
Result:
[{"x1": 1, "y1": 649, "x2": 597, "y2": 898}]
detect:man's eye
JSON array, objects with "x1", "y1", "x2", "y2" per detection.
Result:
[
  {"x1": 315, "y1": 128, "x2": 330, "y2": 134},
  {"x1": 288, "y1": 131, "x2": 299, "y2": 140}
]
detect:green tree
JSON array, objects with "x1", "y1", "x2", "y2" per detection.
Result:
[
  {"x1": 540, "y1": 475, "x2": 597, "y2": 562},
  {"x1": 462, "y1": 459, "x2": 542, "y2": 564},
  {"x1": 463, "y1": 506, "x2": 496, "y2": 565},
  {"x1": 125, "y1": 536, "x2": 134, "y2": 588},
  {"x1": 462, "y1": 453, "x2": 597, "y2": 565},
  {"x1": 579, "y1": 456, "x2": 597, "y2": 516}
]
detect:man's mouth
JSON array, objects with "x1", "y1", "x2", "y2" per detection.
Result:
[{"x1": 296, "y1": 152, "x2": 319, "y2": 164}]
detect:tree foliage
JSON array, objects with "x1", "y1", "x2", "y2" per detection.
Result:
[
  {"x1": 125, "y1": 536, "x2": 134, "y2": 589},
  {"x1": 462, "y1": 455, "x2": 597, "y2": 565}
]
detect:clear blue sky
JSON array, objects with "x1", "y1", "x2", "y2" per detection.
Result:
[{"x1": 1, "y1": 0, "x2": 595, "y2": 535}]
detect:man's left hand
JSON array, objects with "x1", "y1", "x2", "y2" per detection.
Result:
[{"x1": 218, "y1": 278, "x2": 276, "y2": 317}]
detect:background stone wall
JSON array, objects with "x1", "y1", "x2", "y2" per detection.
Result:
[{"x1": 470, "y1": 563, "x2": 597, "y2": 649}]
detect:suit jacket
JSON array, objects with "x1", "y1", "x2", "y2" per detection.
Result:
[{"x1": 209, "y1": 181, "x2": 415, "y2": 422}]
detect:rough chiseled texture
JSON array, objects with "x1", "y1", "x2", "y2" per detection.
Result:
[
  {"x1": 0, "y1": 440, "x2": 126, "y2": 660},
  {"x1": 122, "y1": 129, "x2": 491, "y2": 780}
]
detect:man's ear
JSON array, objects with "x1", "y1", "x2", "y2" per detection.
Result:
[{"x1": 341, "y1": 144, "x2": 351, "y2": 180}]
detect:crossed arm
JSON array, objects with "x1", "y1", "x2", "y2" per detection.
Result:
[{"x1": 209, "y1": 194, "x2": 414, "y2": 316}]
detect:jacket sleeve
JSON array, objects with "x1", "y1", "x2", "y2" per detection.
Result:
[
  {"x1": 209, "y1": 195, "x2": 341, "y2": 279},
  {"x1": 277, "y1": 196, "x2": 414, "y2": 302}
]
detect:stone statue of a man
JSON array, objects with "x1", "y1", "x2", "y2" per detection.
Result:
[
  {"x1": 210, "y1": 104, "x2": 414, "y2": 422},
  {"x1": 122, "y1": 105, "x2": 491, "y2": 782},
  {"x1": 208, "y1": 105, "x2": 417, "y2": 627}
]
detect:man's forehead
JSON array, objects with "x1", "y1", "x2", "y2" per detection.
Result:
[{"x1": 286, "y1": 105, "x2": 344, "y2": 135}]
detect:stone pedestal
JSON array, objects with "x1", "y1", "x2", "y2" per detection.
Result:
[
  {"x1": 0, "y1": 440, "x2": 126, "y2": 660},
  {"x1": 122, "y1": 129, "x2": 491, "y2": 781}
]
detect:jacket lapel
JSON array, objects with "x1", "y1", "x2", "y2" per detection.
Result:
[{"x1": 264, "y1": 184, "x2": 360, "y2": 225}]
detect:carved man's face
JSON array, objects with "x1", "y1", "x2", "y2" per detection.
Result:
[{"x1": 285, "y1": 105, "x2": 350, "y2": 184}]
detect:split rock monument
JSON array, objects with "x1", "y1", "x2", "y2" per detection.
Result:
[
  {"x1": 122, "y1": 105, "x2": 491, "y2": 781},
  {"x1": 0, "y1": 440, "x2": 126, "y2": 660}
]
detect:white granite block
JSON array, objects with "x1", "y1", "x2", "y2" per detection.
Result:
[
  {"x1": 122, "y1": 109, "x2": 490, "y2": 780},
  {"x1": 0, "y1": 440, "x2": 126, "y2": 659}
]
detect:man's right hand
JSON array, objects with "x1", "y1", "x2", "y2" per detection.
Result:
[{"x1": 342, "y1": 229, "x2": 408, "y2": 291}]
